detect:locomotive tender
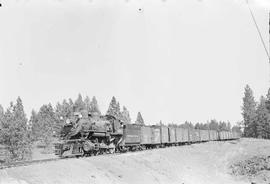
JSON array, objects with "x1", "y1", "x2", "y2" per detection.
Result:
[{"x1": 54, "y1": 111, "x2": 241, "y2": 157}]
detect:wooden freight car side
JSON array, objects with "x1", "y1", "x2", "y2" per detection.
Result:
[
  {"x1": 200, "y1": 130, "x2": 209, "y2": 142},
  {"x1": 194, "y1": 129, "x2": 201, "y2": 142},
  {"x1": 209, "y1": 130, "x2": 218, "y2": 141},
  {"x1": 168, "y1": 127, "x2": 176, "y2": 143},
  {"x1": 123, "y1": 124, "x2": 141, "y2": 145},
  {"x1": 151, "y1": 126, "x2": 161, "y2": 145},
  {"x1": 140, "y1": 126, "x2": 152, "y2": 145},
  {"x1": 182, "y1": 128, "x2": 189, "y2": 142},
  {"x1": 188, "y1": 129, "x2": 195, "y2": 142},
  {"x1": 160, "y1": 126, "x2": 169, "y2": 144},
  {"x1": 175, "y1": 127, "x2": 182, "y2": 143}
]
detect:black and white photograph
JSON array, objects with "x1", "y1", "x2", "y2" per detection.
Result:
[{"x1": 0, "y1": 0, "x2": 269, "y2": 183}]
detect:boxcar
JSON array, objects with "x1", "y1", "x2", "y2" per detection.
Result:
[
  {"x1": 232, "y1": 131, "x2": 240, "y2": 139},
  {"x1": 182, "y1": 128, "x2": 189, "y2": 142},
  {"x1": 175, "y1": 127, "x2": 182, "y2": 143},
  {"x1": 228, "y1": 131, "x2": 232, "y2": 140},
  {"x1": 151, "y1": 125, "x2": 161, "y2": 145},
  {"x1": 209, "y1": 130, "x2": 218, "y2": 141},
  {"x1": 160, "y1": 126, "x2": 169, "y2": 144},
  {"x1": 189, "y1": 129, "x2": 196, "y2": 142},
  {"x1": 168, "y1": 127, "x2": 176, "y2": 143},
  {"x1": 140, "y1": 126, "x2": 152, "y2": 145},
  {"x1": 226, "y1": 131, "x2": 230, "y2": 140},
  {"x1": 195, "y1": 129, "x2": 201, "y2": 142},
  {"x1": 200, "y1": 130, "x2": 209, "y2": 142},
  {"x1": 224, "y1": 131, "x2": 228, "y2": 140},
  {"x1": 123, "y1": 124, "x2": 141, "y2": 145},
  {"x1": 219, "y1": 131, "x2": 227, "y2": 140}
]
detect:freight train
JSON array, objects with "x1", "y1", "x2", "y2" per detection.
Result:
[{"x1": 54, "y1": 111, "x2": 241, "y2": 157}]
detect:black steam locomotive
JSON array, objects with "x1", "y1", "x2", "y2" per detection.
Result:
[{"x1": 54, "y1": 110, "x2": 124, "y2": 157}]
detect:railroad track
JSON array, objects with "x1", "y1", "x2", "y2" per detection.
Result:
[
  {"x1": 0, "y1": 150, "x2": 126, "y2": 170},
  {"x1": 0, "y1": 157, "x2": 61, "y2": 170},
  {"x1": 0, "y1": 140, "x2": 239, "y2": 170}
]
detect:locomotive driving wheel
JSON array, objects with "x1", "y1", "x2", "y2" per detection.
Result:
[
  {"x1": 108, "y1": 142, "x2": 115, "y2": 154},
  {"x1": 82, "y1": 140, "x2": 95, "y2": 156}
]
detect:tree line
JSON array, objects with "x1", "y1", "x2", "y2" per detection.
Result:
[
  {"x1": 167, "y1": 120, "x2": 239, "y2": 132},
  {"x1": 0, "y1": 94, "x2": 146, "y2": 162},
  {"x1": 0, "y1": 93, "x2": 241, "y2": 163},
  {"x1": 242, "y1": 85, "x2": 270, "y2": 138}
]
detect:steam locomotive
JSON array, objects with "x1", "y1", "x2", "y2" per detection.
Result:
[{"x1": 54, "y1": 111, "x2": 241, "y2": 158}]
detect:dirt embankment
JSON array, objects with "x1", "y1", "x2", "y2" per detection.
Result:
[
  {"x1": 1, "y1": 139, "x2": 269, "y2": 184},
  {"x1": 229, "y1": 139, "x2": 270, "y2": 184}
]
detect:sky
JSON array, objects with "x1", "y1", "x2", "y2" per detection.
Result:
[{"x1": 0, "y1": 0, "x2": 269, "y2": 125}]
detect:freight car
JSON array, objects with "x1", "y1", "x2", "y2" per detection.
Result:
[{"x1": 55, "y1": 111, "x2": 241, "y2": 158}]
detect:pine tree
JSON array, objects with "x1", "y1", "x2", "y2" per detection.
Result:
[
  {"x1": 74, "y1": 94, "x2": 85, "y2": 112},
  {"x1": 135, "y1": 112, "x2": 144, "y2": 125},
  {"x1": 265, "y1": 88, "x2": 270, "y2": 112},
  {"x1": 55, "y1": 99, "x2": 73, "y2": 119},
  {"x1": 68, "y1": 98, "x2": 74, "y2": 114},
  {"x1": 227, "y1": 122, "x2": 231, "y2": 131},
  {"x1": 232, "y1": 125, "x2": 242, "y2": 134},
  {"x1": 0, "y1": 104, "x2": 4, "y2": 129},
  {"x1": 0, "y1": 97, "x2": 32, "y2": 162},
  {"x1": 84, "y1": 96, "x2": 91, "y2": 112},
  {"x1": 256, "y1": 96, "x2": 269, "y2": 138},
  {"x1": 209, "y1": 119, "x2": 219, "y2": 130},
  {"x1": 107, "y1": 96, "x2": 120, "y2": 118},
  {"x1": 242, "y1": 85, "x2": 257, "y2": 137},
  {"x1": 90, "y1": 96, "x2": 101, "y2": 115},
  {"x1": 218, "y1": 121, "x2": 227, "y2": 131},
  {"x1": 33, "y1": 104, "x2": 57, "y2": 149},
  {"x1": 195, "y1": 123, "x2": 200, "y2": 129},
  {"x1": 54, "y1": 99, "x2": 72, "y2": 135},
  {"x1": 121, "y1": 106, "x2": 131, "y2": 124},
  {"x1": 29, "y1": 109, "x2": 38, "y2": 141}
]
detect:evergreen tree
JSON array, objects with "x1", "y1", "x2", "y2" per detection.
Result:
[
  {"x1": 33, "y1": 104, "x2": 57, "y2": 149},
  {"x1": 202, "y1": 123, "x2": 209, "y2": 130},
  {"x1": 135, "y1": 112, "x2": 144, "y2": 125},
  {"x1": 242, "y1": 85, "x2": 257, "y2": 137},
  {"x1": 227, "y1": 122, "x2": 231, "y2": 131},
  {"x1": 121, "y1": 106, "x2": 131, "y2": 124},
  {"x1": 68, "y1": 98, "x2": 74, "y2": 113},
  {"x1": 256, "y1": 96, "x2": 269, "y2": 138},
  {"x1": 0, "y1": 104, "x2": 4, "y2": 129},
  {"x1": 195, "y1": 123, "x2": 201, "y2": 129},
  {"x1": 265, "y1": 88, "x2": 270, "y2": 112},
  {"x1": 54, "y1": 99, "x2": 72, "y2": 135},
  {"x1": 232, "y1": 125, "x2": 242, "y2": 134},
  {"x1": 29, "y1": 109, "x2": 38, "y2": 140},
  {"x1": 90, "y1": 96, "x2": 101, "y2": 115},
  {"x1": 209, "y1": 119, "x2": 219, "y2": 130},
  {"x1": 55, "y1": 99, "x2": 73, "y2": 119},
  {"x1": 181, "y1": 121, "x2": 194, "y2": 129},
  {"x1": 0, "y1": 97, "x2": 32, "y2": 162},
  {"x1": 74, "y1": 94, "x2": 85, "y2": 112},
  {"x1": 84, "y1": 96, "x2": 92, "y2": 112},
  {"x1": 107, "y1": 96, "x2": 120, "y2": 119},
  {"x1": 218, "y1": 121, "x2": 227, "y2": 131}
]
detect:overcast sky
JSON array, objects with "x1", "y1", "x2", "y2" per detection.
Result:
[{"x1": 0, "y1": 0, "x2": 269, "y2": 125}]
